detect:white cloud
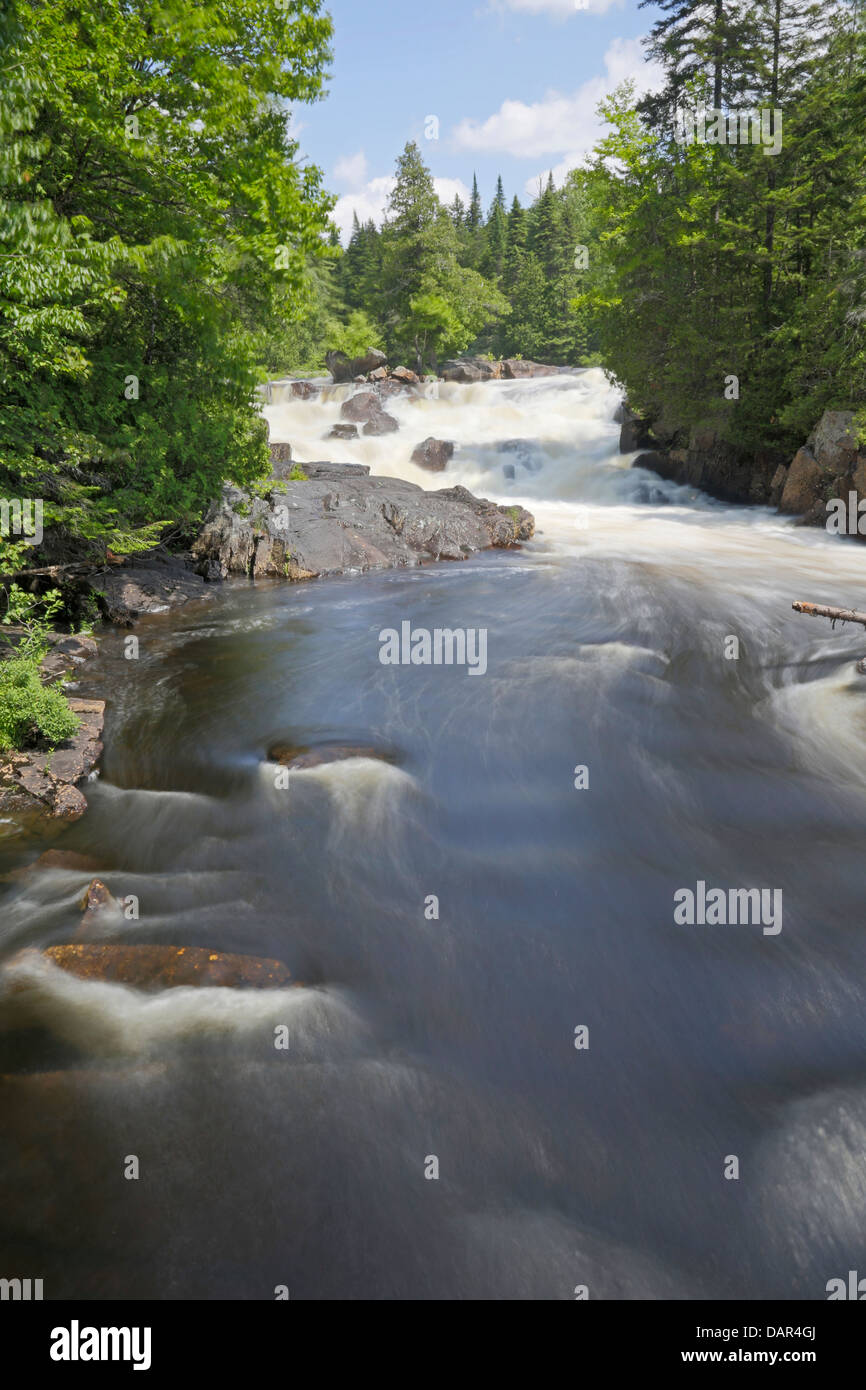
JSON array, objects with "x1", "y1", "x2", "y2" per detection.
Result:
[
  {"x1": 331, "y1": 175, "x2": 471, "y2": 242},
  {"x1": 449, "y1": 37, "x2": 664, "y2": 192},
  {"x1": 491, "y1": 0, "x2": 622, "y2": 14},
  {"x1": 333, "y1": 150, "x2": 369, "y2": 188}
]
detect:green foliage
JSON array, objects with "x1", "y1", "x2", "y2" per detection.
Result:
[
  {"x1": 288, "y1": 464, "x2": 308, "y2": 480},
  {"x1": 0, "y1": 654, "x2": 79, "y2": 751},
  {"x1": 0, "y1": 0, "x2": 334, "y2": 558}
]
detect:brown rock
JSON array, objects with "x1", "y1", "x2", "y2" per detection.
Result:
[
  {"x1": 269, "y1": 442, "x2": 293, "y2": 464},
  {"x1": 77, "y1": 878, "x2": 119, "y2": 937},
  {"x1": 362, "y1": 410, "x2": 399, "y2": 436},
  {"x1": 327, "y1": 423, "x2": 359, "y2": 440},
  {"x1": 340, "y1": 391, "x2": 381, "y2": 424},
  {"x1": 501, "y1": 359, "x2": 558, "y2": 379},
  {"x1": 37, "y1": 943, "x2": 294, "y2": 990},
  {"x1": 779, "y1": 447, "x2": 823, "y2": 514},
  {"x1": 368, "y1": 366, "x2": 388, "y2": 381},
  {"x1": 769, "y1": 463, "x2": 788, "y2": 507},
  {"x1": 411, "y1": 437, "x2": 455, "y2": 472},
  {"x1": 326, "y1": 348, "x2": 388, "y2": 383},
  {"x1": 289, "y1": 380, "x2": 320, "y2": 400},
  {"x1": 391, "y1": 366, "x2": 420, "y2": 385}
]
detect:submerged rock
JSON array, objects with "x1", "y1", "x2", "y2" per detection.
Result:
[
  {"x1": 327, "y1": 423, "x2": 359, "y2": 440},
  {"x1": 33, "y1": 944, "x2": 293, "y2": 990},
  {"x1": 267, "y1": 742, "x2": 395, "y2": 769}
]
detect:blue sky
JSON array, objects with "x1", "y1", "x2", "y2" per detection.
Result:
[{"x1": 292, "y1": 0, "x2": 665, "y2": 239}]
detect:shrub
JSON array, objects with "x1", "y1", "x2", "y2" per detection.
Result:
[{"x1": 0, "y1": 657, "x2": 80, "y2": 752}]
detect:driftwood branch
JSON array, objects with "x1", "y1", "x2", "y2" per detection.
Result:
[
  {"x1": 0, "y1": 563, "x2": 101, "y2": 584},
  {"x1": 792, "y1": 601, "x2": 866, "y2": 628}
]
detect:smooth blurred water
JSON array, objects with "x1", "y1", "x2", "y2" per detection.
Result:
[{"x1": 2, "y1": 370, "x2": 866, "y2": 1299}]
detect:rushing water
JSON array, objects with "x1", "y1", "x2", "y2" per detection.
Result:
[{"x1": 3, "y1": 369, "x2": 866, "y2": 1300}]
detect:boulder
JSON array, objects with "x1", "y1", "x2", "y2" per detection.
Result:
[
  {"x1": 327, "y1": 423, "x2": 359, "y2": 440},
  {"x1": 362, "y1": 409, "x2": 399, "y2": 436},
  {"x1": 192, "y1": 465, "x2": 536, "y2": 582},
  {"x1": 501, "y1": 359, "x2": 558, "y2": 379},
  {"x1": 32, "y1": 943, "x2": 293, "y2": 990},
  {"x1": 326, "y1": 348, "x2": 387, "y2": 383},
  {"x1": 440, "y1": 358, "x2": 502, "y2": 384},
  {"x1": 391, "y1": 366, "x2": 420, "y2": 385},
  {"x1": 289, "y1": 380, "x2": 320, "y2": 400},
  {"x1": 340, "y1": 391, "x2": 382, "y2": 424},
  {"x1": 376, "y1": 378, "x2": 412, "y2": 400},
  {"x1": 807, "y1": 410, "x2": 858, "y2": 473},
  {"x1": 368, "y1": 366, "x2": 389, "y2": 381},
  {"x1": 411, "y1": 437, "x2": 455, "y2": 473},
  {"x1": 780, "y1": 447, "x2": 823, "y2": 514},
  {"x1": 269, "y1": 442, "x2": 293, "y2": 464}
]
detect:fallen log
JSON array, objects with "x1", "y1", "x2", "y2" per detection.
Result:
[{"x1": 792, "y1": 601, "x2": 866, "y2": 627}]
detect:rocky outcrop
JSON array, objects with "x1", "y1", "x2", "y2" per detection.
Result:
[
  {"x1": 440, "y1": 358, "x2": 503, "y2": 384},
  {"x1": 411, "y1": 437, "x2": 455, "y2": 472},
  {"x1": 619, "y1": 406, "x2": 655, "y2": 453},
  {"x1": 0, "y1": 698, "x2": 104, "y2": 830},
  {"x1": 192, "y1": 463, "x2": 535, "y2": 581},
  {"x1": 87, "y1": 550, "x2": 212, "y2": 622},
  {"x1": 501, "y1": 359, "x2": 559, "y2": 379},
  {"x1": 628, "y1": 404, "x2": 866, "y2": 526},
  {"x1": 326, "y1": 347, "x2": 388, "y2": 383}
]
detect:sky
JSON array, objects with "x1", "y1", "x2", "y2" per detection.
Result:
[{"x1": 291, "y1": 0, "x2": 666, "y2": 240}]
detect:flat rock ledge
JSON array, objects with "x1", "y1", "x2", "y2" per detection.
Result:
[
  {"x1": 192, "y1": 463, "x2": 535, "y2": 580},
  {"x1": 0, "y1": 699, "x2": 105, "y2": 831}
]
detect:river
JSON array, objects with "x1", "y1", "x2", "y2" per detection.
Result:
[{"x1": 2, "y1": 368, "x2": 866, "y2": 1299}]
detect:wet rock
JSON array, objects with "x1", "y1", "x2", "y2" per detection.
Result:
[
  {"x1": 327, "y1": 423, "x2": 359, "y2": 440},
  {"x1": 376, "y1": 378, "x2": 413, "y2": 400},
  {"x1": 391, "y1": 366, "x2": 420, "y2": 385},
  {"x1": 88, "y1": 551, "x2": 208, "y2": 624},
  {"x1": 34, "y1": 943, "x2": 294, "y2": 990},
  {"x1": 289, "y1": 380, "x2": 320, "y2": 400},
  {"x1": 193, "y1": 466, "x2": 536, "y2": 581},
  {"x1": 780, "y1": 447, "x2": 823, "y2": 514},
  {"x1": 411, "y1": 437, "x2": 455, "y2": 473},
  {"x1": 340, "y1": 391, "x2": 382, "y2": 424},
  {"x1": 326, "y1": 348, "x2": 388, "y2": 383},
  {"x1": 362, "y1": 408, "x2": 399, "y2": 436},
  {"x1": 368, "y1": 366, "x2": 388, "y2": 381},
  {"x1": 39, "y1": 634, "x2": 98, "y2": 682},
  {"x1": 267, "y1": 742, "x2": 395, "y2": 769},
  {"x1": 76, "y1": 878, "x2": 119, "y2": 937}
]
